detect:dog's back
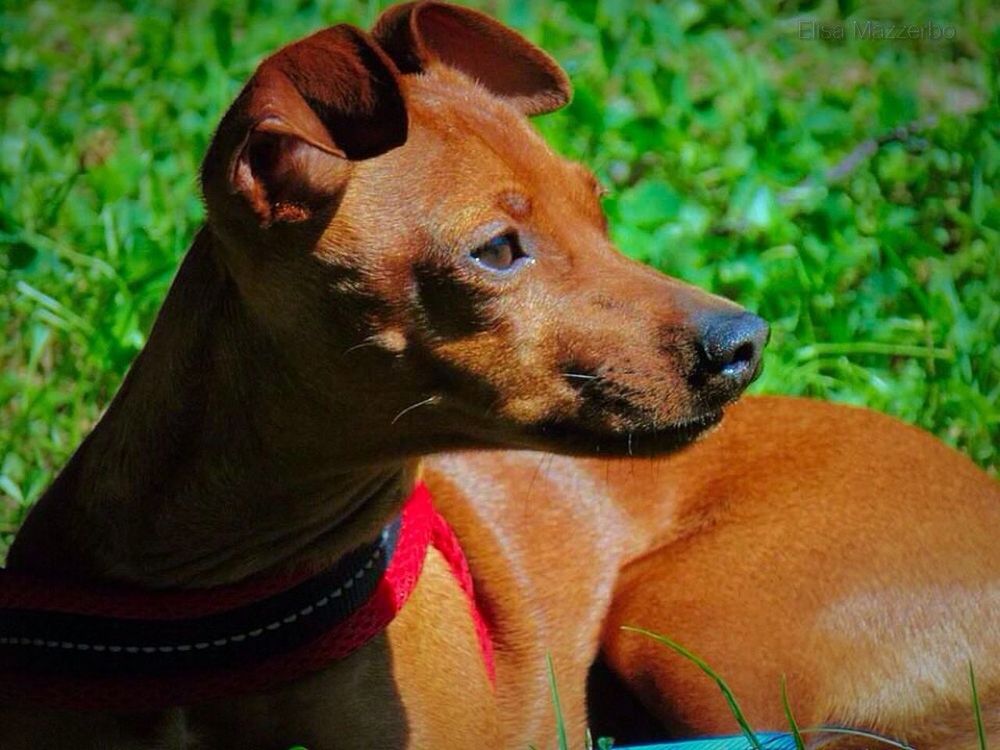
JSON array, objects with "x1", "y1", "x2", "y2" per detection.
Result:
[{"x1": 425, "y1": 394, "x2": 999, "y2": 748}]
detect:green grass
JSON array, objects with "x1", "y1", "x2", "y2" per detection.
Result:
[
  {"x1": 2, "y1": 0, "x2": 998, "y2": 554},
  {"x1": 623, "y1": 626, "x2": 765, "y2": 750},
  {"x1": 615, "y1": 628, "x2": 992, "y2": 750},
  {"x1": 780, "y1": 676, "x2": 807, "y2": 750},
  {"x1": 538, "y1": 626, "x2": 935, "y2": 748},
  {"x1": 972, "y1": 662, "x2": 989, "y2": 750}
]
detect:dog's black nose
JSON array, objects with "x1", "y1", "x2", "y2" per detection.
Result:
[{"x1": 697, "y1": 311, "x2": 769, "y2": 391}]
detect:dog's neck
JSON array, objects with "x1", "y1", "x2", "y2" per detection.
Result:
[{"x1": 7, "y1": 228, "x2": 415, "y2": 588}]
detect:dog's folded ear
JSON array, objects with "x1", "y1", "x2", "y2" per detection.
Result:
[
  {"x1": 372, "y1": 1, "x2": 571, "y2": 116},
  {"x1": 203, "y1": 25, "x2": 406, "y2": 228}
]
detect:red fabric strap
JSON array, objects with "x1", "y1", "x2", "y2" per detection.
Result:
[{"x1": 0, "y1": 481, "x2": 494, "y2": 711}]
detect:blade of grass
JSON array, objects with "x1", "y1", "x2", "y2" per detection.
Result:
[
  {"x1": 15, "y1": 280, "x2": 95, "y2": 334},
  {"x1": 621, "y1": 626, "x2": 763, "y2": 750},
  {"x1": 798, "y1": 726, "x2": 914, "y2": 749},
  {"x1": 780, "y1": 676, "x2": 806, "y2": 750},
  {"x1": 970, "y1": 661, "x2": 988, "y2": 750},
  {"x1": 546, "y1": 653, "x2": 569, "y2": 750},
  {"x1": 795, "y1": 342, "x2": 953, "y2": 361}
]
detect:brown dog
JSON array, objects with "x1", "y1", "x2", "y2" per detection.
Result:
[{"x1": 2, "y1": 3, "x2": 997, "y2": 749}]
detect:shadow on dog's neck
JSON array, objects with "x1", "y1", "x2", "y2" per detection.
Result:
[{"x1": 7, "y1": 227, "x2": 415, "y2": 588}]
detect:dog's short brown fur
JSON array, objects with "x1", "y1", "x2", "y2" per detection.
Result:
[{"x1": 4, "y1": 3, "x2": 998, "y2": 749}]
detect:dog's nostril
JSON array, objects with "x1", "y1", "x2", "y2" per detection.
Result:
[{"x1": 724, "y1": 342, "x2": 755, "y2": 372}]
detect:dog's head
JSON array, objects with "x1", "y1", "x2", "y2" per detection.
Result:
[{"x1": 201, "y1": 1, "x2": 768, "y2": 460}]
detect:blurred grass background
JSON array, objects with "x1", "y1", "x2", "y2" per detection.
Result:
[{"x1": 1, "y1": 0, "x2": 998, "y2": 554}]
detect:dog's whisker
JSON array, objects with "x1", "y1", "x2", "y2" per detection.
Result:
[
  {"x1": 342, "y1": 338, "x2": 379, "y2": 357},
  {"x1": 563, "y1": 372, "x2": 600, "y2": 381},
  {"x1": 391, "y1": 396, "x2": 439, "y2": 425}
]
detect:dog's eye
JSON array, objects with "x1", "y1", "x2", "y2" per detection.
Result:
[{"x1": 471, "y1": 233, "x2": 527, "y2": 272}]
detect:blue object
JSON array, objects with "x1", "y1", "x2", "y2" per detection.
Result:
[{"x1": 620, "y1": 733, "x2": 799, "y2": 750}]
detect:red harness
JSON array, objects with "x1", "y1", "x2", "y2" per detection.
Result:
[{"x1": 0, "y1": 482, "x2": 494, "y2": 711}]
